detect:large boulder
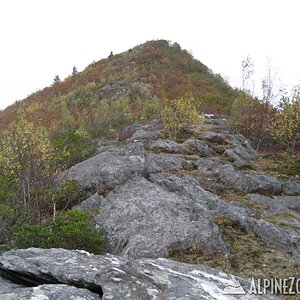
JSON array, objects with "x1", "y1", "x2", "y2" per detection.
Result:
[
  {"x1": 0, "y1": 281, "x2": 100, "y2": 300},
  {"x1": 0, "y1": 248, "x2": 278, "y2": 300},
  {"x1": 95, "y1": 177, "x2": 227, "y2": 258},
  {"x1": 66, "y1": 142, "x2": 146, "y2": 193}
]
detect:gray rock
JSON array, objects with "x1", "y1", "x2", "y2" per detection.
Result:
[
  {"x1": 149, "y1": 139, "x2": 191, "y2": 154},
  {"x1": 145, "y1": 153, "x2": 194, "y2": 174},
  {"x1": 247, "y1": 194, "x2": 300, "y2": 212},
  {"x1": 219, "y1": 204, "x2": 300, "y2": 255},
  {"x1": 183, "y1": 139, "x2": 214, "y2": 156},
  {"x1": 0, "y1": 276, "x2": 21, "y2": 294},
  {"x1": 0, "y1": 248, "x2": 278, "y2": 300},
  {"x1": 218, "y1": 164, "x2": 282, "y2": 194},
  {"x1": 223, "y1": 134, "x2": 257, "y2": 168},
  {"x1": 240, "y1": 218, "x2": 300, "y2": 254},
  {"x1": 196, "y1": 157, "x2": 225, "y2": 173},
  {"x1": 96, "y1": 177, "x2": 227, "y2": 258},
  {"x1": 149, "y1": 172, "x2": 225, "y2": 211},
  {"x1": 148, "y1": 173, "x2": 300, "y2": 254},
  {"x1": 66, "y1": 142, "x2": 146, "y2": 193},
  {"x1": 202, "y1": 131, "x2": 226, "y2": 143},
  {"x1": 282, "y1": 181, "x2": 300, "y2": 195},
  {"x1": 73, "y1": 193, "x2": 103, "y2": 211},
  {"x1": 0, "y1": 283, "x2": 100, "y2": 300},
  {"x1": 127, "y1": 129, "x2": 161, "y2": 144}
]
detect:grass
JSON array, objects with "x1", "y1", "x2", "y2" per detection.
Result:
[
  {"x1": 170, "y1": 214, "x2": 300, "y2": 282},
  {"x1": 252, "y1": 151, "x2": 300, "y2": 180},
  {"x1": 222, "y1": 193, "x2": 267, "y2": 211},
  {"x1": 263, "y1": 215, "x2": 300, "y2": 231}
]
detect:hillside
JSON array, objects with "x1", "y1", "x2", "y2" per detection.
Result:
[
  {"x1": 0, "y1": 40, "x2": 237, "y2": 134},
  {"x1": 0, "y1": 116, "x2": 299, "y2": 299},
  {"x1": 0, "y1": 40, "x2": 299, "y2": 299}
]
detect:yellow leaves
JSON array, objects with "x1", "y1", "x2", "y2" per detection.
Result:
[
  {"x1": 161, "y1": 94, "x2": 203, "y2": 137},
  {"x1": 271, "y1": 98, "x2": 300, "y2": 151},
  {"x1": 0, "y1": 116, "x2": 56, "y2": 179}
]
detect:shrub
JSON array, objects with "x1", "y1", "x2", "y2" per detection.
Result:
[
  {"x1": 13, "y1": 210, "x2": 104, "y2": 254},
  {"x1": 161, "y1": 94, "x2": 203, "y2": 137},
  {"x1": 13, "y1": 224, "x2": 49, "y2": 248},
  {"x1": 54, "y1": 179, "x2": 86, "y2": 211},
  {"x1": 51, "y1": 127, "x2": 96, "y2": 167},
  {"x1": 0, "y1": 116, "x2": 62, "y2": 223},
  {"x1": 229, "y1": 95, "x2": 275, "y2": 149},
  {"x1": 271, "y1": 98, "x2": 300, "y2": 151}
]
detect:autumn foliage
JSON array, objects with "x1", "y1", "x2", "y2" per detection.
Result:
[
  {"x1": 162, "y1": 94, "x2": 203, "y2": 137},
  {"x1": 271, "y1": 97, "x2": 300, "y2": 151}
]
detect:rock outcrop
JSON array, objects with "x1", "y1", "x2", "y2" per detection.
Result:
[
  {"x1": 9, "y1": 117, "x2": 296, "y2": 299},
  {"x1": 69, "y1": 118, "x2": 300, "y2": 259},
  {"x1": 95, "y1": 177, "x2": 227, "y2": 258},
  {"x1": 0, "y1": 248, "x2": 278, "y2": 300}
]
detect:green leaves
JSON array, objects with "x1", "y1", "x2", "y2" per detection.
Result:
[
  {"x1": 13, "y1": 210, "x2": 104, "y2": 254},
  {"x1": 0, "y1": 116, "x2": 64, "y2": 223}
]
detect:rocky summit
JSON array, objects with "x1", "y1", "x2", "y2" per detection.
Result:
[{"x1": 0, "y1": 115, "x2": 299, "y2": 299}]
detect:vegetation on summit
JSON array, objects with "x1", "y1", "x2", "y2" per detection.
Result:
[{"x1": 0, "y1": 40, "x2": 299, "y2": 257}]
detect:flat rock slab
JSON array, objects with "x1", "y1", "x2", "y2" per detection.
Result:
[
  {"x1": 95, "y1": 177, "x2": 227, "y2": 258},
  {"x1": 0, "y1": 248, "x2": 278, "y2": 300},
  {"x1": 0, "y1": 283, "x2": 100, "y2": 300}
]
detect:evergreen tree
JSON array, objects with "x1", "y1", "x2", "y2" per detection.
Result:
[
  {"x1": 72, "y1": 66, "x2": 78, "y2": 75},
  {"x1": 53, "y1": 75, "x2": 61, "y2": 84}
]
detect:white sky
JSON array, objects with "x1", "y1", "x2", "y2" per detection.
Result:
[{"x1": 0, "y1": 0, "x2": 300, "y2": 110}]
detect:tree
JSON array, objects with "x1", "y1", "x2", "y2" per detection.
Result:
[
  {"x1": 53, "y1": 75, "x2": 61, "y2": 84},
  {"x1": 271, "y1": 90, "x2": 300, "y2": 151},
  {"x1": 72, "y1": 66, "x2": 78, "y2": 75},
  {"x1": 161, "y1": 94, "x2": 203, "y2": 137},
  {"x1": 230, "y1": 58, "x2": 278, "y2": 150},
  {"x1": 0, "y1": 116, "x2": 62, "y2": 223},
  {"x1": 241, "y1": 55, "x2": 255, "y2": 96}
]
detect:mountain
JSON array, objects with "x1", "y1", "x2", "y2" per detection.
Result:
[{"x1": 0, "y1": 40, "x2": 237, "y2": 134}]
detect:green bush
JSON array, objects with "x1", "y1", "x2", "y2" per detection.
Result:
[
  {"x1": 13, "y1": 210, "x2": 104, "y2": 254},
  {"x1": 54, "y1": 180, "x2": 86, "y2": 210},
  {"x1": 51, "y1": 127, "x2": 96, "y2": 167},
  {"x1": 13, "y1": 224, "x2": 49, "y2": 248}
]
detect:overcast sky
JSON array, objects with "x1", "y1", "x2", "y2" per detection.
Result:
[{"x1": 0, "y1": 0, "x2": 299, "y2": 110}]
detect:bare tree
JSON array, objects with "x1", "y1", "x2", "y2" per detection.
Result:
[{"x1": 241, "y1": 55, "x2": 255, "y2": 96}]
